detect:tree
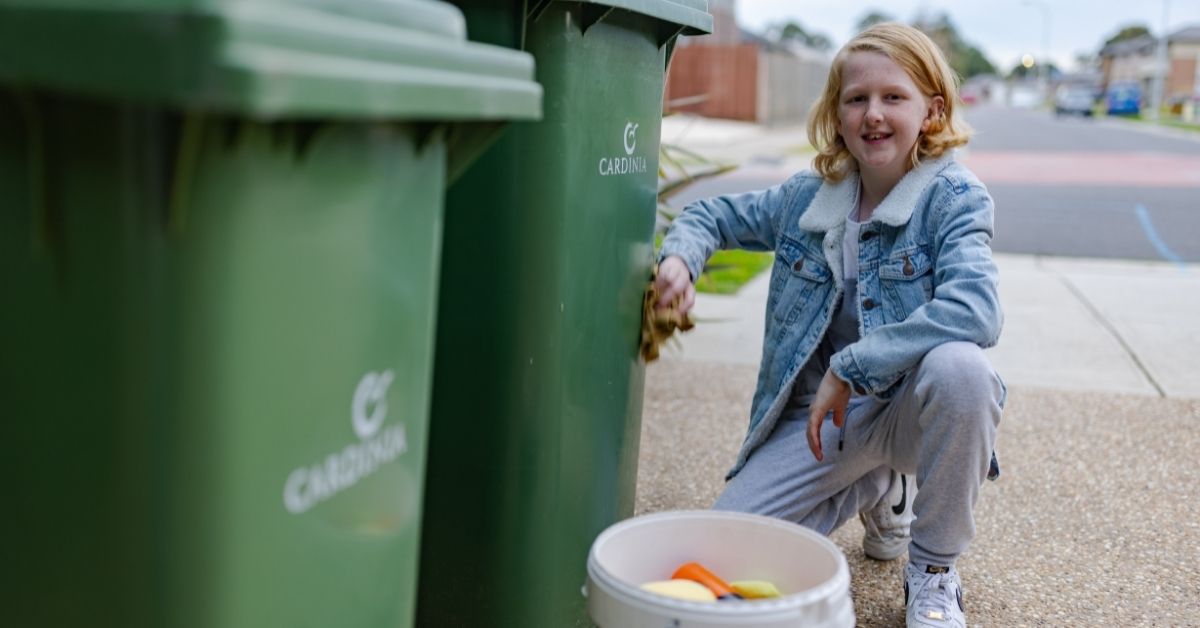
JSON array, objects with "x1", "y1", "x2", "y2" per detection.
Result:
[
  {"x1": 1008, "y1": 61, "x2": 1059, "y2": 80},
  {"x1": 773, "y1": 20, "x2": 834, "y2": 52},
  {"x1": 807, "y1": 33, "x2": 833, "y2": 51},
  {"x1": 1103, "y1": 24, "x2": 1151, "y2": 48},
  {"x1": 960, "y1": 46, "x2": 997, "y2": 78},
  {"x1": 780, "y1": 22, "x2": 808, "y2": 42},
  {"x1": 855, "y1": 10, "x2": 895, "y2": 33},
  {"x1": 912, "y1": 13, "x2": 956, "y2": 60},
  {"x1": 911, "y1": 12, "x2": 996, "y2": 80}
]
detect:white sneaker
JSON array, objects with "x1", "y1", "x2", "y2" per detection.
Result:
[
  {"x1": 904, "y1": 562, "x2": 965, "y2": 628},
  {"x1": 859, "y1": 470, "x2": 915, "y2": 560}
]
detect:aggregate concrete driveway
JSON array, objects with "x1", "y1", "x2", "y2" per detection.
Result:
[{"x1": 636, "y1": 360, "x2": 1200, "y2": 627}]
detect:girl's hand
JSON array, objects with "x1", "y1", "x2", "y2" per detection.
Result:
[
  {"x1": 655, "y1": 255, "x2": 696, "y2": 315},
  {"x1": 807, "y1": 368, "x2": 852, "y2": 461}
]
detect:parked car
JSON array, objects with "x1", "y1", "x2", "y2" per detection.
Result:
[
  {"x1": 1054, "y1": 85, "x2": 1095, "y2": 116},
  {"x1": 1105, "y1": 82, "x2": 1142, "y2": 116}
]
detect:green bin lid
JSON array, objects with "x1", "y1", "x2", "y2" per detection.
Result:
[
  {"x1": 0, "y1": 0, "x2": 542, "y2": 121},
  {"x1": 571, "y1": 0, "x2": 712, "y2": 36}
]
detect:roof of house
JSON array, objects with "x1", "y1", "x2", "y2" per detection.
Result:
[
  {"x1": 1101, "y1": 25, "x2": 1200, "y2": 58},
  {"x1": 1169, "y1": 25, "x2": 1200, "y2": 43},
  {"x1": 1100, "y1": 35, "x2": 1156, "y2": 57}
]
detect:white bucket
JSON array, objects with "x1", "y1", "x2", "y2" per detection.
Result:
[{"x1": 585, "y1": 510, "x2": 854, "y2": 627}]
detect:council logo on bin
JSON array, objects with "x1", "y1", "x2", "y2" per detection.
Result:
[
  {"x1": 283, "y1": 370, "x2": 409, "y2": 515},
  {"x1": 599, "y1": 120, "x2": 648, "y2": 177},
  {"x1": 352, "y1": 369, "x2": 393, "y2": 440}
]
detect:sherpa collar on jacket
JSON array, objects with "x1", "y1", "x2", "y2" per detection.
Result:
[
  {"x1": 797, "y1": 152, "x2": 957, "y2": 232},
  {"x1": 795, "y1": 153, "x2": 956, "y2": 289}
]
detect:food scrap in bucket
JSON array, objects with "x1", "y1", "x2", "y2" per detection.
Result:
[
  {"x1": 639, "y1": 562, "x2": 783, "y2": 602},
  {"x1": 640, "y1": 579, "x2": 717, "y2": 602},
  {"x1": 672, "y1": 562, "x2": 743, "y2": 600},
  {"x1": 730, "y1": 580, "x2": 783, "y2": 599}
]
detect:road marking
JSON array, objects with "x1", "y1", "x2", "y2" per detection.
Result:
[
  {"x1": 963, "y1": 151, "x2": 1200, "y2": 187},
  {"x1": 1134, "y1": 204, "x2": 1189, "y2": 269}
]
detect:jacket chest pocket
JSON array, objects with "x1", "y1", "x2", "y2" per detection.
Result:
[
  {"x1": 878, "y1": 246, "x2": 934, "y2": 322},
  {"x1": 771, "y1": 236, "x2": 832, "y2": 324}
]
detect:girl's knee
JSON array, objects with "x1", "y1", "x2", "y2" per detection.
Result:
[
  {"x1": 916, "y1": 342, "x2": 1003, "y2": 411},
  {"x1": 920, "y1": 342, "x2": 992, "y2": 385}
]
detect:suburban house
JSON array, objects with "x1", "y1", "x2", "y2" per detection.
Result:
[{"x1": 1099, "y1": 25, "x2": 1200, "y2": 116}]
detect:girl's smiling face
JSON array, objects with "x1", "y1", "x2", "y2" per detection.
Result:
[{"x1": 837, "y1": 51, "x2": 944, "y2": 187}]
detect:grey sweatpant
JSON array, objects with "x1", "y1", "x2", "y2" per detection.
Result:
[{"x1": 713, "y1": 342, "x2": 1004, "y2": 567}]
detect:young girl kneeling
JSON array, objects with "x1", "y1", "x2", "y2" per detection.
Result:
[{"x1": 655, "y1": 23, "x2": 1005, "y2": 628}]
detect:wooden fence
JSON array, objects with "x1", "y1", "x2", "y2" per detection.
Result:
[
  {"x1": 665, "y1": 44, "x2": 829, "y2": 126},
  {"x1": 664, "y1": 44, "x2": 759, "y2": 122}
]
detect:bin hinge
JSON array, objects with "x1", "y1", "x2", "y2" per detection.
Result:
[
  {"x1": 658, "y1": 23, "x2": 687, "y2": 50},
  {"x1": 527, "y1": 1, "x2": 613, "y2": 36},
  {"x1": 268, "y1": 121, "x2": 325, "y2": 162},
  {"x1": 413, "y1": 122, "x2": 446, "y2": 155},
  {"x1": 445, "y1": 121, "x2": 507, "y2": 187},
  {"x1": 579, "y1": 4, "x2": 614, "y2": 35}
]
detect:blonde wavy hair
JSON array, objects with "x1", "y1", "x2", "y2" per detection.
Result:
[{"x1": 807, "y1": 23, "x2": 972, "y2": 182}]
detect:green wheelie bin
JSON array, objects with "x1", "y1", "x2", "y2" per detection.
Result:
[
  {"x1": 418, "y1": 2, "x2": 711, "y2": 626},
  {"x1": 0, "y1": 1, "x2": 539, "y2": 627}
]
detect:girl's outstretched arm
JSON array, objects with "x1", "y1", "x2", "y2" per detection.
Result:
[{"x1": 658, "y1": 175, "x2": 806, "y2": 283}]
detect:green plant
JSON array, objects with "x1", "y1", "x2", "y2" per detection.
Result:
[
  {"x1": 655, "y1": 141, "x2": 736, "y2": 236},
  {"x1": 656, "y1": 139, "x2": 774, "y2": 294},
  {"x1": 695, "y1": 249, "x2": 775, "y2": 294}
]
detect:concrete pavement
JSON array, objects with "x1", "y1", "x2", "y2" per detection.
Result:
[
  {"x1": 659, "y1": 252, "x2": 1200, "y2": 398},
  {"x1": 635, "y1": 114, "x2": 1200, "y2": 626}
]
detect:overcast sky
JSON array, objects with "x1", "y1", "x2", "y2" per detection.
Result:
[{"x1": 736, "y1": 0, "x2": 1200, "y2": 72}]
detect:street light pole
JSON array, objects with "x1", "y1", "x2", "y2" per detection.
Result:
[
  {"x1": 1022, "y1": 0, "x2": 1051, "y2": 96},
  {"x1": 1148, "y1": 0, "x2": 1171, "y2": 121}
]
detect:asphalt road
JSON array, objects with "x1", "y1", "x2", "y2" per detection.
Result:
[
  {"x1": 666, "y1": 106, "x2": 1200, "y2": 263},
  {"x1": 967, "y1": 105, "x2": 1200, "y2": 262}
]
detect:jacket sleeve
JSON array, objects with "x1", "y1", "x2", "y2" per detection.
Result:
[
  {"x1": 657, "y1": 177, "x2": 798, "y2": 281},
  {"x1": 830, "y1": 181, "x2": 1003, "y2": 396}
]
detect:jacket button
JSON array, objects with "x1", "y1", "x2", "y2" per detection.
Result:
[
  {"x1": 793, "y1": 259, "x2": 804, "y2": 272},
  {"x1": 853, "y1": 383, "x2": 868, "y2": 395},
  {"x1": 860, "y1": 231, "x2": 876, "y2": 241},
  {"x1": 862, "y1": 298, "x2": 876, "y2": 310}
]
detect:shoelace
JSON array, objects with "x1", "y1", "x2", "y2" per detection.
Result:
[{"x1": 911, "y1": 570, "x2": 959, "y2": 622}]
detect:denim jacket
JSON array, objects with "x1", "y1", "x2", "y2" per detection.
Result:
[{"x1": 659, "y1": 154, "x2": 1003, "y2": 478}]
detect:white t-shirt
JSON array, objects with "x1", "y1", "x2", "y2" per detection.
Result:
[{"x1": 789, "y1": 203, "x2": 864, "y2": 407}]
